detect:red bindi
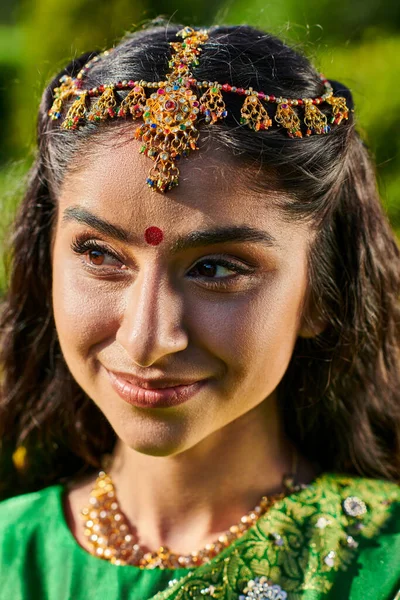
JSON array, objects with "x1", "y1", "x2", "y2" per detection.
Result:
[{"x1": 144, "y1": 226, "x2": 164, "y2": 246}]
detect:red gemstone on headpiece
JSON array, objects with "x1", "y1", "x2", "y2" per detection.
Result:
[
  {"x1": 165, "y1": 100, "x2": 176, "y2": 111},
  {"x1": 222, "y1": 84, "x2": 232, "y2": 92},
  {"x1": 257, "y1": 92, "x2": 266, "y2": 100},
  {"x1": 237, "y1": 88, "x2": 245, "y2": 95},
  {"x1": 269, "y1": 95, "x2": 276, "y2": 102},
  {"x1": 145, "y1": 226, "x2": 164, "y2": 246}
]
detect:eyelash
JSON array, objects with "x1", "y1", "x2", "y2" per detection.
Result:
[{"x1": 70, "y1": 236, "x2": 255, "y2": 289}]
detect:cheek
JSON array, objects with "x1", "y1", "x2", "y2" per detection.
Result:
[
  {"x1": 52, "y1": 257, "x2": 120, "y2": 363},
  {"x1": 192, "y1": 270, "x2": 306, "y2": 390}
]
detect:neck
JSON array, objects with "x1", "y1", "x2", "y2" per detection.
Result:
[{"x1": 106, "y1": 394, "x2": 313, "y2": 555}]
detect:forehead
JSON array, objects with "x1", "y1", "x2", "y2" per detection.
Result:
[{"x1": 57, "y1": 131, "x2": 289, "y2": 237}]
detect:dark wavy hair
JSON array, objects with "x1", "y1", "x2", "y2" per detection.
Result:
[{"x1": 1, "y1": 20, "x2": 399, "y2": 500}]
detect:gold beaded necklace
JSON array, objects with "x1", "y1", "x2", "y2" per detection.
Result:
[{"x1": 80, "y1": 452, "x2": 300, "y2": 569}]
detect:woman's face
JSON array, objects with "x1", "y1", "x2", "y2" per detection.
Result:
[{"x1": 51, "y1": 134, "x2": 315, "y2": 456}]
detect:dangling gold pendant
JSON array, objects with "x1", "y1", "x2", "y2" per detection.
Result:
[
  {"x1": 275, "y1": 102, "x2": 302, "y2": 138},
  {"x1": 61, "y1": 91, "x2": 89, "y2": 130},
  {"x1": 88, "y1": 86, "x2": 117, "y2": 122},
  {"x1": 303, "y1": 101, "x2": 328, "y2": 136},
  {"x1": 118, "y1": 85, "x2": 147, "y2": 118},
  {"x1": 199, "y1": 86, "x2": 227, "y2": 124},
  {"x1": 48, "y1": 75, "x2": 76, "y2": 120},
  {"x1": 241, "y1": 94, "x2": 272, "y2": 131},
  {"x1": 326, "y1": 95, "x2": 349, "y2": 125}
]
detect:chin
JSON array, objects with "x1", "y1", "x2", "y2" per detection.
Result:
[{"x1": 107, "y1": 412, "x2": 199, "y2": 458}]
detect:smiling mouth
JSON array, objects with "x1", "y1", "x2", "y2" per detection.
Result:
[
  {"x1": 107, "y1": 370, "x2": 202, "y2": 389},
  {"x1": 106, "y1": 369, "x2": 208, "y2": 409}
]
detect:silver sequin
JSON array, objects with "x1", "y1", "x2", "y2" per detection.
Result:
[
  {"x1": 346, "y1": 535, "x2": 359, "y2": 549},
  {"x1": 315, "y1": 517, "x2": 331, "y2": 529},
  {"x1": 239, "y1": 577, "x2": 287, "y2": 600},
  {"x1": 324, "y1": 550, "x2": 336, "y2": 568},
  {"x1": 342, "y1": 496, "x2": 367, "y2": 518},
  {"x1": 271, "y1": 532, "x2": 284, "y2": 547}
]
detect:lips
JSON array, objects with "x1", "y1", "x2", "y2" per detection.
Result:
[
  {"x1": 106, "y1": 369, "x2": 208, "y2": 409},
  {"x1": 109, "y1": 371, "x2": 200, "y2": 389}
]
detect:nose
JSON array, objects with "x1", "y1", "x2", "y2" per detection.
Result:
[{"x1": 116, "y1": 264, "x2": 189, "y2": 367}]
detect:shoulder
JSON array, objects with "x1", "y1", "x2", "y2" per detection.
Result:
[
  {"x1": 0, "y1": 484, "x2": 65, "y2": 588},
  {"x1": 319, "y1": 472, "x2": 400, "y2": 497},
  {"x1": 0, "y1": 484, "x2": 63, "y2": 534},
  {"x1": 285, "y1": 472, "x2": 400, "y2": 541},
  {"x1": 0, "y1": 473, "x2": 97, "y2": 549},
  {"x1": 0, "y1": 480, "x2": 101, "y2": 598},
  {"x1": 245, "y1": 473, "x2": 400, "y2": 598},
  {"x1": 304, "y1": 471, "x2": 400, "y2": 512}
]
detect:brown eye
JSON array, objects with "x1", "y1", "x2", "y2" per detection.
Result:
[
  {"x1": 88, "y1": 250, "x2": 106, "y2": 266},
  {"x1": 188, "y1": 259, "x2": 250, "y2": 279},
  {"x1": 197, "y1": 262, "x2": 218, "y2": 277},
  {"x1": 71, "y1": 237, "x2": 126, "y2": 271}
]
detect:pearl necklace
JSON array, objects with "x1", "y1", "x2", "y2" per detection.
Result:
[{"x1": 80, "y1": 454, "x2": 299, "y2": 569}]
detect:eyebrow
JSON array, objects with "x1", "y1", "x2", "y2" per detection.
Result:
[{"x1": 61, "y1": 206, "x2": 277, "y2": 252}]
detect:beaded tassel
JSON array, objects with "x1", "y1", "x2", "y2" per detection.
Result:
[
  {"x1": 275, "y1": 102, "x2": 302, "y2": 138},
  {"x1": 303, "y1": 101, "x2": 329, "y2": 136},
  {"x1": 88, "y1": 86, "x2": 117, "y2": 122},
  {"x1": 135, "y1": 125, "x2": 182, "y2": 192},
  {"x1": 61, "y1": 91, "x2": 89, "y2": 130},
  {"x1": 199, "y1": 86, "x2": 228, "y2": 124},
  {"x1": 240, "y1": 94, "x2": 272, "y2": 131},
  {"x1": 118, "y1": 85, "x2": 147, "y2": 118},
  {"x1": 148, "y1": 155, "x2": 181, "y2": 193}
]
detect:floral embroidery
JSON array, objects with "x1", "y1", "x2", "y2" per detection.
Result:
[{"x1": 149, "y1": 474, "x2": 400, "y2": 600}]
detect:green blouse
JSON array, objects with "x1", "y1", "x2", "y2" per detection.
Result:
[{"x1": 0, "y1": 473, "x2": 399, "y2": 600}]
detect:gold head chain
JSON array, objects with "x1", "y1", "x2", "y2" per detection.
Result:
[{"x1": 48, "y1": 26, "x2": 350, "y2": 193}]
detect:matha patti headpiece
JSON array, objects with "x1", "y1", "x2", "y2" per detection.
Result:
[{"x1": 48, "y1": 26, "x2": 350, "y2": 193}]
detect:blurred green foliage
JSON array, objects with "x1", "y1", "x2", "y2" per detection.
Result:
[{"x1": 0, "y1": 0, "x2": 399, "y2": 293}]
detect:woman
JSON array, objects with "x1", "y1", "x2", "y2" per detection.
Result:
[{"x1": 0, "y1": 20, "x2": 399, "y2": 600}]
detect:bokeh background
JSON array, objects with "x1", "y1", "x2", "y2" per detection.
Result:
[{"x1": 1, "y1": 0, "x2": 399, "y2": 294}]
